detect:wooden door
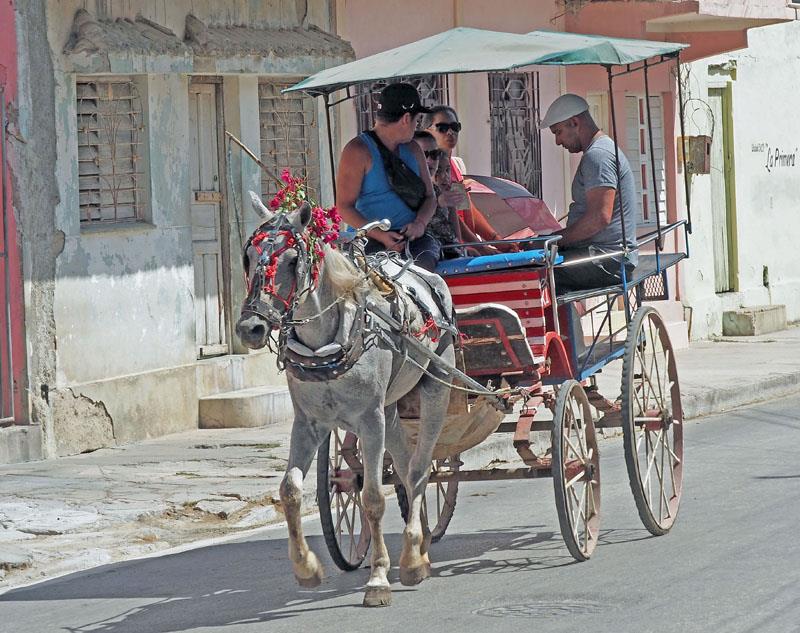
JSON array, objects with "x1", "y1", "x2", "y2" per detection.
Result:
[
  {"x1": 708, "y1": 88, "x2": 736, "y2": 294},
  {"x1": 189, "y1": 83, "x2": 228, "y2": 357}
]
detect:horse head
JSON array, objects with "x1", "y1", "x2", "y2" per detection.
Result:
[{"x1": 236, "y1": 193, "x2": 314, "y2": 349}]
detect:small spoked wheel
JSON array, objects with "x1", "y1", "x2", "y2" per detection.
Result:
[
  {"x1": 396, "y1": 455, "x2": 460, "y2": 543},
  {"x1": 552, "y1": 380, "x2": 601, "y2": 562},
  {"x1": 317, "y1": 429, "x2": 371, "y2": 571},
  {"x1": 621, "y1": 306, "x2": 684, "y2": 536}
]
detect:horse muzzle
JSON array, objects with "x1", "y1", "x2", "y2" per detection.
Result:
[{"x1": 236, "y1": 312, "x2": 272, "y2": 350}]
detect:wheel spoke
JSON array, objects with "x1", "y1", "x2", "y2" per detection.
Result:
[
  {"x1": 647, "y1": 318, "x2": 666, "y2": 406},
  {"x1": 643, "y1": 430, "x2": 660, "y2": 505},
  {"x1": 564, "y1": 466, "x2": 588, "y2": 490}
]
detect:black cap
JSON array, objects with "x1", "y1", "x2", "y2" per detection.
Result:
[{"x1": 376, "y1": 83, "x2": 432, "y2": 117}]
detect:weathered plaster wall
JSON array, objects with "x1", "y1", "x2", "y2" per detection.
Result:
[
  {"x1": 680, "y1": 20, "x2": 800, "y2": 339},
  {"x1": 15, "y1": 0, "x2": 61, "y2": 457},
  {"x1": 9, "y1": 0, "x2": 342, "y2": 457},
  {"x1": 53, "y1": 0, "x2": 332, "y2": 34}
]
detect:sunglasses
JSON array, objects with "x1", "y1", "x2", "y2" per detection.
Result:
[
  {"x1": 433, "y1": 122, "x2": 462, "y2": 134},
  {"x1": 424, "y1": 149, "x2": 444, "y2": 159}
]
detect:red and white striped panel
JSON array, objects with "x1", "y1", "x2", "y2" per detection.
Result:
[{"x1": 446, "y1": 270, "x2": 549, "y2": 362}]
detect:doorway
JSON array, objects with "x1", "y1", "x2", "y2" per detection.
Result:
[
  {"x1": 188, "y1": 80, "x2": 231, "y2": 358},
  {"x1": 708, "y1": 86, "x2": 738, "y2": 293}
]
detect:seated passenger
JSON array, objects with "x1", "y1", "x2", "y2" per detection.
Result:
[
  {"x1": 413, "y1": 131, "x2": 463, "y2": 258},
  {"x1": 423, "y1": 105, "x2": 519, "y2": 254},
  {"x1": 336, "y1": 83, "x2": 441, "y2": 272},
  {"x1": 541, "y1": 94, "x2": 638, "y2": 292}
]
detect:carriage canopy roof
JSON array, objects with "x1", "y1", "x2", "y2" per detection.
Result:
[{"x1": 285, "y1": 28, "x2": 688, "y2": 96}]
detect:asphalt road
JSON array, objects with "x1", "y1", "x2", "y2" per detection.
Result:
[{"x1": 2, "y1": 396, "x2": 800, "y2": 633}]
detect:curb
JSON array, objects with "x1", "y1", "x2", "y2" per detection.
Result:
[{"x1": 682, "y1": 371, "x2": 800, "y2": 420}]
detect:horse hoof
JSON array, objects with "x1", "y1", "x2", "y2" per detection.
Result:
[
  {"x1": 363, "y1": 586, "x2": 392, "y2": 607},
  {"x1": 296, "y1": 568, "x2": 323, "y2": 588},
  {"x1": 399, "y1": 563, "x2": 431, "y2": 586}
]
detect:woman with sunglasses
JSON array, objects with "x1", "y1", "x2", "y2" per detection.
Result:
[{"x1": 424, "y1": 106, "x2": 519, "y2": 254}]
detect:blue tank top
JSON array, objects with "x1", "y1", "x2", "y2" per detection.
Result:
[{"x1": 356, "y1": 132, "x2": 420, "y2": 230}]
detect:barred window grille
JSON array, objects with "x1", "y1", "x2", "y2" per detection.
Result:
[
  {"x1": 258, "y1": 80, "x2": 320, "y2": 202},
  {"x1": 488, "y1": 72, "x2": 543, "y2": 198},
  {"x1": 355, "y1": 75, "x2": 450, "y2": 133},
  {"x1": 77, "y1": 77, "x2": 146, "y2": 223}
]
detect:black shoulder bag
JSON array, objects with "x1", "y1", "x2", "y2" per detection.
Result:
[{"x1": 367, "y1": 131, "x2": 426, "y2": 212}]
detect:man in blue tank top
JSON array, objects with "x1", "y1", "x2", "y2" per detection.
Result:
[
  {"x1": 336, "y1": 83, "x2": 441, "y2": 271},
  {"x1": 541, "y1": 93, "x2": 639, "y2": 292}
]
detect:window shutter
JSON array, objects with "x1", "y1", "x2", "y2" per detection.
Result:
[
  {"x1": 258, "y1": 80, "x2": 320, "y2": 203},
  {"x1": 624, "y1": 94, "x2": 666, "y2": 226},
  {"x1": 77, "y1": 78, "x2": 145, "y2": 223}
]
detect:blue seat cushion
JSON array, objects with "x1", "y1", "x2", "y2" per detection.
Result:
[{"x1": 436, "y1": 248, "x2": 561, "y2": 277}]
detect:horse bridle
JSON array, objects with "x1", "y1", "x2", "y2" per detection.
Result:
[{"x1": 241, "y1": 217, "x2": 316, "y2": 327}]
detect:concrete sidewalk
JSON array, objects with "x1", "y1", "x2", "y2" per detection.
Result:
[{"x1": 1, "y1": 326, "x2": 799, "y2": 590}]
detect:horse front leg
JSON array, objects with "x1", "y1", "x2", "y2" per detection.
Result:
[
  {"x1": 399, "y1": 345, "x2": 454, "y2": 586},
  {"x1": 359, "y1": 412, "x2": 392, "y2": 607},
  {"x1": 280, "y1": 418, "x2": 324, "y2": 588}
]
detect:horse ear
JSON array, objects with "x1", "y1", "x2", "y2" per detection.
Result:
[
  {"x1": 249, "y1": 190, "x2": 274, "y2": 222},
  {"x1": 288, "y1": 201, "x2": 313, "y2": 232}
]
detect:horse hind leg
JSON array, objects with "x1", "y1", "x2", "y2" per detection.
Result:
[
  {"x1": 359, "y1": 414, "x2": 393, "y2": 607},
  {"x1": 281, "y1": 421, "x2": 324, "y2": 588},
  {"x1": 399, "y1": 344, "x2": 455, "y2": 586}
]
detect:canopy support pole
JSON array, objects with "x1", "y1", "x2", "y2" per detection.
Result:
[
  {"x1": 643, "y1": 61, "x2": 664, "y2": 251},
  {"x1": 324, "y1": 93, "x2": 337, "y2": 201},
  {"x1": 607, "y1": 65, "x2": 631, "y2": 322},
  {"x1": 675, "y1": 52, "x2": 692, "y2": 234}
]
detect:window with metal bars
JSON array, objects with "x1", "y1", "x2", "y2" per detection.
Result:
[
  {"x1": 76, "y1": 77, "x2": 147, "y2": 224},
  {"x1": 355, "y1": 75, "x2": 450, "y2": 133},
  {"x1": 488, "y1": 72, "x2": 543, "y2": 198},
  {"x1": 258, "y1": 80, "x2": 320, "y2": 203}
]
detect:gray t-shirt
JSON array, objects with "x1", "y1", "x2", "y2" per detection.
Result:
[{"x1": 568, "y1": 134, "x2": 638, "y2": 266}]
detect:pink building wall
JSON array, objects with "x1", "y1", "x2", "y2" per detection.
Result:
[
  {"x1": 335, "y1": 0, "x2": 570, "y2": 210},
  {"x1": 0, "y1": 0, "x2": 27, "y2": 424}
]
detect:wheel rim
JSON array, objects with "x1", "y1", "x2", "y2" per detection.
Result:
[
  {"x1": 624, "y1": 308, "x2": 684, "y2": 534},
  {"x1": 553, "y1": 381, "x2": 601, "y2": 561},
  {"x1": 318, "y1": 430, "x2": 370, "y2": 569}
]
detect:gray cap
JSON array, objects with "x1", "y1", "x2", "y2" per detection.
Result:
[{"x1": 540, "y1": 93, "x2": 589, "y2": 128}]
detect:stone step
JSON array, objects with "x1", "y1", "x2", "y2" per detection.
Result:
[
  {"x1": 723, "y1": 305, "x2": 787, "y2": 336},
  {"x1": 198, "y1": 386, "x2": 293, "y2": 429}
]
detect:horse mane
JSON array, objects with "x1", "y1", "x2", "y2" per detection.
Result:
[{"x1": 322, "y1": 245, "x2": 370, "y2": 298}]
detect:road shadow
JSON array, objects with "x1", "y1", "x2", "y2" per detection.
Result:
[
  {"x1": 0, "y1": 522, "x2": 633, "y2": 631},
  {"x1": 0, "y1": 522, "x2": 656, "y2": 631}
]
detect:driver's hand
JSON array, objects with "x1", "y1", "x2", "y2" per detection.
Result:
[
  {"x1": 370, "y1": 228, "x2": 405, "y2": 252},
  {"x1": 400, "y1": 219, "x2": 426, "y2": 241}
]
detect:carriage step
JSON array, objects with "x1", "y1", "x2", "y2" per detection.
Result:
[{"x1": 198, "y1": 386, "x2": 293, "y2": 429}]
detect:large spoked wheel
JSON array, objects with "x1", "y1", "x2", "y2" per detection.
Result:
[
  {"x1": 552, "y1": 379, "x2": 601, "y2": 562},
  {"x1": 317, "y1": 429, "x2": 371, "y2": 571},
  {"x1": 621, "y1": 306, "x2": 684, "y2": 536},
  {"x1": 395, "y1": 455, "x2": 460, "y2": 544}
]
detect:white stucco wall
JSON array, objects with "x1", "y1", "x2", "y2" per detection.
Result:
[
  {"x1": 679, "y1": 20, "x2": 800, "y2": 339},
  {"x1": 31, "y1": 0, "x2": 342, "y2": 447}
]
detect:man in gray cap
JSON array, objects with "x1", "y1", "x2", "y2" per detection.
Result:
[{"x1": 541, "y1": 93, "x2": 638, "y2": 291}]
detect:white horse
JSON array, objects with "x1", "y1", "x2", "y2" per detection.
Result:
[{"x1": 235, "y1": 195, "x2": 455, "y2": 607}]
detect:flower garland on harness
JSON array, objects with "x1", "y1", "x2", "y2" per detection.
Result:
[{"x1": 247, "y1": 170, "x2": 341, "y2": 312}]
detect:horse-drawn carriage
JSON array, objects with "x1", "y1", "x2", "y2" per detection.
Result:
[{"x1": 235, "y1": 28, "x2": 692, "y2": 606}]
